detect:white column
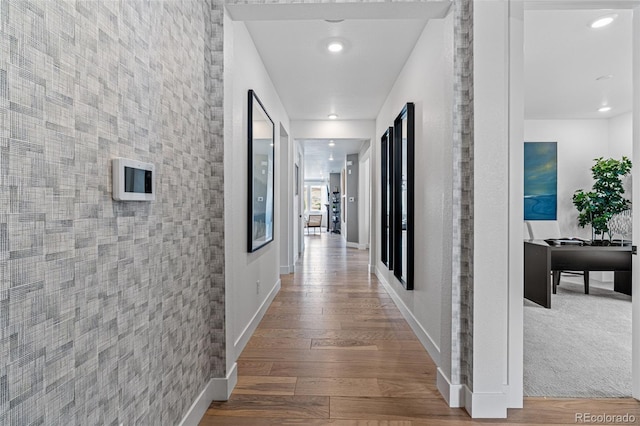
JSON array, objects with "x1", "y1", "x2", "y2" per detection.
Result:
[
  {"x1": 470, "y1": 0, "x2": 510, "y2": 418},
  {"x1": 507, "y1": 0, "x2": 524, "y2": 409}
]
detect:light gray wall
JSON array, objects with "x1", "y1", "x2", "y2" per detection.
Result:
[
  {"x1": 0, "y1": 1, "x2": 225, "y2": 424},
  {"x1": 374, "y1": 9, "x2": 460, "y2": 399},
  {"x1": 346, "y1": 154, "x2": 359, "y2": 243},
  {"x1": 223, "y1": 16, "x2": 290, "y2": 373}
]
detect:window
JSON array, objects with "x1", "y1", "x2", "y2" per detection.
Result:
[
  {"x1": 310, "y1": 186, "x2": 322, "y2": 211},
  {"x1": 303, "y1": 183, "x2": 328, "y2": 214}
]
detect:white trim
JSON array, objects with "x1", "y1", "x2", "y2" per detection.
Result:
[
  {"x1": 345, "y1": 242, "x2": 368, "y2": 250},
  {"x1": 464, "y1": 387, "x2": 507, "y2": 419},
  {"x1": 178, "y1": 363, "x2": 238, "y2": 426},
  {"x1": 279, "y1": 265, "x2": 294, "y2": 274},
  {"x1": 368, "y1": 264, "x2": 375, "y2": 273},
  {"x1": 507, "y1": 0, "x2": 524, "y2": 409},
  {"x1": 234, "y1": 279, "x2": 281, "y2": 353},
  {"x1": 437, "y1": 368, "x2": 465, "y2": 407},
  {"x1": 632, "y1": 3, "x2": 640, "y2": 400},
  {"x1": 375, "y1": 269, "x2": 440, "y2": 365}
]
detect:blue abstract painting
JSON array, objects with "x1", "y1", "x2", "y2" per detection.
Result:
[{"x1": 524, "y1": 142, "x2": 557, "y2": 220}]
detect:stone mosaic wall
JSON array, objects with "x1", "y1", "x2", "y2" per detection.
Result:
[
  {"x1": 0, "y1": 0, "x2": 225, "y2": 424},
  {"x1": 451, "y1": 0, "x2": 474, "y2": 390}
]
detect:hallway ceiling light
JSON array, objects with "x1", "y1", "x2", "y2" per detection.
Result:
[
  {"x1": 327, "y1": 41, "x2": 344, "y2": 53},
  {"x1": 328, "y1": 114, "x2": 338, "y2": 119},
  {"x1": 589, "y1": 14, "x2": 618, "y2": 29},
  {"x1": 329, "y1": 140, "x2": 335, "y2": 147},
  {"x1": 325, "y1": 19, "x2": 344, "y2": 24},
  {"x1": 596, "y1": 74, "x2": 613, "y2": 81},
  {"x1": 598, "y1": 106, "x2": 612, "y2": 112},
  {"x1": 329, "y1": 155, "x2": 334, "y2": 161}
]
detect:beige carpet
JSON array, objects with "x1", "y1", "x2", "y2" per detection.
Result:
[{"x1": 524, "y1": 277, "x2": 632, "y2": 397}]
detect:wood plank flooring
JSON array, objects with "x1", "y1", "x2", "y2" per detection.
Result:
[{"x1": 201, "y1": 232, "x2": 639, "y2": 425}]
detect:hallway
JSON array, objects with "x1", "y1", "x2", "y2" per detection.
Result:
[{"x1": 201, "y1": 233, "x2": 640, "y2": 424}]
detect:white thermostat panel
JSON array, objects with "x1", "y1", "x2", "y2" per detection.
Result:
[{"x1": 112, "y1": 158, "x2": 155, "y2": 201}]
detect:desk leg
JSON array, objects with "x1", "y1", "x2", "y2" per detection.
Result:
[
  {"x1": 614, "y1": 271, "x2": 632, "y2": 296},
  {"x1": 552, "y1": 271, "x2": 560, "y2": 294},
  {"x1": 583, "y1": 271, "x2": 589, "y2": 294},
  {"x1": 525, "y1": 243, "x2": 552, "y2": 308}
]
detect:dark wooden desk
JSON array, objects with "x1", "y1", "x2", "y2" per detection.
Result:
[{"x1": 524, "y1": 240, "x2": 632, "y2": 308}]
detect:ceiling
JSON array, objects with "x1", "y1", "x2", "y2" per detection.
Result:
[
  {"x1": 241, "y1": 6, "x2": 633, "y2": 180},
  {"x1": 524, "y1": 9, "x2": 632, "y2": 119},
  {"x1": 300, "y1": 139, "x2": 367, "y2": 180},
  {"x1": 238, "y1": 0, "x2": 451, "y2": 180},
  {"x1": 245, "y1": 19, "x2": 431, "y2": 121}
]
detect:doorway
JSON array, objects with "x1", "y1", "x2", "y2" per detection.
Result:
[{"x1": 512, "y1": 1, "x2": 639, "y2": 402}]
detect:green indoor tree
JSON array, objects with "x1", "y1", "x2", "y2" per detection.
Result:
[{"x1": 572, "y1": 156, "x2": 632, "y2": 243}]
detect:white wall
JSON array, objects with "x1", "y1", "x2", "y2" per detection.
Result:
[
  {"x1": 524, "y1": 116, "x2": 633, "y2": 239},
  {"x1": 609, "y1": 112, "x2": 633, "y2": 159},
  {"x1": 291, "y1": 120, "x2": 375, "y2": 140},
  {"x1": 224, "y1": 15, "x2": 290, "y2": 371},
  {"x1": 279, "y1": 125, "x2": 294, "y2": 274},
  {"x1": 359, "y1": 151, "x2": 371, "y2": 250},
  {"x1": 294, "y1": 142, "x2": 304, "y2": 261},
  {"x1": 374, "y1": 13, "x2": 453, "y2": 371}
]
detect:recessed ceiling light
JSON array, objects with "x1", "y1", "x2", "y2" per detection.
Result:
[
  {"x1": 589, "y1": 14, "x2": 618, "y2": 29},
  {"x1": 325, "y1": 19, "x2": 344, "y2": 24},
  {"x1": 329, "y1": 155, "x2": 334, "y2": 161},
  {"x1": 327, "y1": 42, "x2": 343, "y2": 53},
  {"x1": 596, "y1": 74, "x2": 613, "y2": 81},
  {"x1": 329, "y1": 140, "x2": 335, "y2": 147},
  {"x1": 598, "y1": 106, "x2": 612, "y2": 112},
  {"x1": 328, "y1": 114, "x2": 338, "y2": 120}
]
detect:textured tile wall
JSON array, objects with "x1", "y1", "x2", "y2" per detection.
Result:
[
  {"x1": 0, "y1": 0, "x2": 225, "y2": 424},
  {"x1": 451, "y1": 0, "x2": 474, "y2": 390}
]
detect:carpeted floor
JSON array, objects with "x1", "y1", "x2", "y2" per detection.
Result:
[{"x1": 524, "y1": 277, "x2": 632, "y2": 397}]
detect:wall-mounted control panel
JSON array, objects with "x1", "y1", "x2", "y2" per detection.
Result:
[{"x1": 112, "y1": 158, "x2": 155, "y2": 201}]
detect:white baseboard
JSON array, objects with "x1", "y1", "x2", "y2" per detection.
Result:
[
  {"x1": 345, "y1": 242, "x2": 368, "y2": 249},
  {"x1": 234, "y1": 279, "x2": 281, "y2": 354},
  {"x1": 437, "y1": 368, "x2": 465, "y2": 407},
  {"x1": 375, "y1": 270, "x2": 440, "y2": 365},
  {"x1": 464, "y1": 387, "x2": 507, "y2": 418},
  {"x1": 368, "y1": 264, "x2": 375, "y2": 273},
  {"x1": 279, "y1": 265, "x2": 294, "y2": 274},
  {"x1": 178, "y1": 363, "x2": 238, "y2": 426}
]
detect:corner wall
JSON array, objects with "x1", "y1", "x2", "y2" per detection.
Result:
[{"x1": 223, "y1": 15, "x2": 290, "y2": 373}]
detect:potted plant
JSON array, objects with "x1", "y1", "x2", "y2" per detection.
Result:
[{"x1": 572, "y1": 156, "x2": 632, "y2": 244}]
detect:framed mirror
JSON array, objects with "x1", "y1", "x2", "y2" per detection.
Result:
[
  {"x1": 393, "y1": 103, "x2": 414, "y2": 289},
  {"x1": 381, "y1": 127, "x2": 393, "y2": 268},
  {"x1": 247, "y1": 90, "x2": 275, "y2": 252}
]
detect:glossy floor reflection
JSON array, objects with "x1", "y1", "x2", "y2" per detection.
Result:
[{"x1": 201, "y1": 231, "x2": 640, "y2": 424}]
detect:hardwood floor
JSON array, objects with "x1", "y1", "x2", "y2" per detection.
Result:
[{"x1": 201, "y1": 232, "x2": 639, "y2": 425}]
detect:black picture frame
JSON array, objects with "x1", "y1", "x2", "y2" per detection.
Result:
[
  {"x1": 248, "y1": 90, "x2": 275, "y2": 253},
  {"x1": 381, "y1": 127, "x2": 393, "y2": 268},
  {"x1": 393, "y1": 103, "x2": 414, "y2": 289}
]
